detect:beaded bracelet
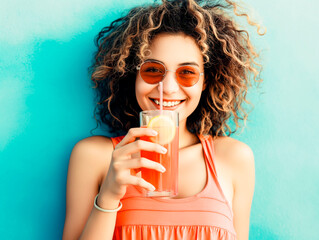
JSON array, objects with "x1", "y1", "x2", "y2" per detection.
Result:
[{"x1": 94, "y1": 194, "x2": 123, "y2": 213}]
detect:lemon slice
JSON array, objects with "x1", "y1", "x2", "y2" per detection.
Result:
[{"x1": 147, "y1": 115, "x2": 176, "y2": 145}]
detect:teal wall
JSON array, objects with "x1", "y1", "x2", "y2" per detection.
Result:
[{"x1": 0, "y1": 0, "x2": 318, "y2": 239}]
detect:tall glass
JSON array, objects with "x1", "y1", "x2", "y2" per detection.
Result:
[{"x1": 140, "y1": 110, "x2": 179, "y2": 197}]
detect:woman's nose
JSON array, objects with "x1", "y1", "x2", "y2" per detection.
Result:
[{"x1": 159, "y1": 71, "x2": 179, "y2": 94}]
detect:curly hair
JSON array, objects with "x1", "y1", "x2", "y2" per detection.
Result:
[{"x1": 90, "y1": 0, "x2": 265, "y2": 137}]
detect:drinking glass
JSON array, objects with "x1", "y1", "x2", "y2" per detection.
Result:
[{"x1": 140, "y1": 110, "x2": 179, "y2": 197}]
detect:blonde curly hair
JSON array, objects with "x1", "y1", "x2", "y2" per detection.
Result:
[{"x1": 90, "y1": 0, "x2": 265, "y2": 137}]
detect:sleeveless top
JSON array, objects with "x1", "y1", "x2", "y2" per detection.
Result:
[{"x1": 110, "y1": 135, "x2": 236, "y2": 240}]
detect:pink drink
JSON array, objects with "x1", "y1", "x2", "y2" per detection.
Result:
[{"x1": 139, "y1": 110, "x2": 179, "y2": 197}]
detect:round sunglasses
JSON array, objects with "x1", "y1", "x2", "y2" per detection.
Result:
[{"x1": 136, "y1": 60, "x2": 204, "y2": 87}]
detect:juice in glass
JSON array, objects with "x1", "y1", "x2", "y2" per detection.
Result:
[{"x1": 139, "y1": 110, "x2": 179, "y2": 197}]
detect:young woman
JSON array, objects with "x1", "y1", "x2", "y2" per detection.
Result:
[{"x1": 63, "y1": 0, "x2": 263, "y2": 239}]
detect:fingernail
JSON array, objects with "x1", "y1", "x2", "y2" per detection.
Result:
[
  {"x1": 151, "y1": 130, "x2": 158, "y2": 136},
  {"x1": 161, "y1": 147, "x2": 167, "y2": 154},
  {"x1": 160, "y1": 166, "x2": 166, "y2": 172},
  {"x1": 150, "y1": 185, "x2": 156, "y2": 191}
]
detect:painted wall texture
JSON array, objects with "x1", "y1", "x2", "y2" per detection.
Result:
[{"x1": 0, "y1": 0, "x2": 318, "y2": 239}]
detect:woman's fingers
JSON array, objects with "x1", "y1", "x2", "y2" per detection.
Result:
[
  {"x1": 110, "y1": 157, "x2": 166, "y2": 192},
  {"x1": 116, "y1": 127, "x2": 158, "y2": 148},
  {"x1": 102, "y1": 127, "x2": 168, "y2": 197},
  {"x1": 123, "y1": 175, "x2": 156, "y2": 192},
  {"x1": 113, "y1": 127, "x2": 166, "y2": 159},
  {"x1": 113, "y1": 157, "x2": 166, "y2": 174},
  {"x1": 113, "y1": 139, "x2": 167, "y2": 158}
]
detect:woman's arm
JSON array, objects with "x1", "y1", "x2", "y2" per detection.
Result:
[
  {"x1": 231, "y1": 142, "x2": 255, "y2": 240},
  {"x1": 62, "y1": 129, "x2": 166, "y2": 240},
  {"x1": 62, "y1": 136, "x2": 118, "y2": 240}
]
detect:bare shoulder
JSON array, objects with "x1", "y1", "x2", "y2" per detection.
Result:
[
  {"x1": 72, "y1": 135, "x2": 113, "y2": 153},
  {"x1": 213, "y1": 136, "x2": 254, "y2": 167},
  {"x1": 68, "y1": 136, "x2": 114, "y2": 186},
  {"x1": 71, "y1": 135, "x2": 114, "y2": 163},
  {"x1": 213, "y1": 136, "x2": 255, "y2": 186}
]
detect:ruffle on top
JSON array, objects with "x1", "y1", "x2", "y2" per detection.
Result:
[{"x1": 114, "y1": 225, "x2": 236, "y2": 240}]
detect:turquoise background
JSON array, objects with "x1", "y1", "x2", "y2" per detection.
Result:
[{"x1": 0, "y1": 0, "x2": 318, "y2": 239}]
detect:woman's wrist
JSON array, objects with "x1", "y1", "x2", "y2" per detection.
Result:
[
  {"x1": 94, "y1": 194, "x2": 122, "y2": 213},
  {"x1": 96, "y1": 190, "x2": 121, "y2": 210}
]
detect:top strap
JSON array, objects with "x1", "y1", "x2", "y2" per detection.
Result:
[
  {"x1": 111, "y1": 136, "x2": 125, "y2": 149},
  {"x1": 198, "y1": 135, "x2": 218, "y2": 179},
  {"x1": 198, "y1": 135, "x2": 233, "y2": 214}
]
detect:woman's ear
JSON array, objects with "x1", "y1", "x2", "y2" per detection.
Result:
[
  {"x1": 202, "y1": 83, "x2": 206, "y2": 91},
  {"x1": 202, "y1": 75, "x2": 208, "y2": 91}
]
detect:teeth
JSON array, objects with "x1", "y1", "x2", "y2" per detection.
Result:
[{"x1": 154, "y1": 99, "x2": 181, "y2": 107}]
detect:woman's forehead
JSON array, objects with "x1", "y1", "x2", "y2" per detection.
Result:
[{"x1": 145, "y1": 32, "x2": 204, "y2": 67}]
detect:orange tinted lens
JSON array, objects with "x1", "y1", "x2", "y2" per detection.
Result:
[
  {"x1": 140, "y1": 62, "x2": 165, "y2": 84},
  {"x1": 176, "y1": 66, "x2": 200, "y2": 87}
]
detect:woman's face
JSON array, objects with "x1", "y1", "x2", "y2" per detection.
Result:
[{"x1": 135, "y1": 32, "x2": 205, "y2": 126}]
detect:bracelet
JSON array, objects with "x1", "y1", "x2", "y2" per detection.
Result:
[{"x1": 94, "y1": 194, "x2": 123, "y2": 213}]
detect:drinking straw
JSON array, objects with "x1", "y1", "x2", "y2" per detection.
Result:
[
  {"x1": 159, "y1": 81, "x2": 163, "y2": 114},
  {"x1": 159, "y1": 81, "x2": 163, "y2": 191}
]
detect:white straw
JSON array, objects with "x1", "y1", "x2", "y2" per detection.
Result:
[{"x1": 159, "y1": 81, "x2": 163, "y2": 114}]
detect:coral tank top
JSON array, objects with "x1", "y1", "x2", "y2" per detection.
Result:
[{"x1": 110, "y1": 135, "x2": 236, "y2": 240}]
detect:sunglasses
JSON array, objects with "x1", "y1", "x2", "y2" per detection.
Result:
[{"x1": 136, "y1": 60, "x2": 204, "y2": 87}]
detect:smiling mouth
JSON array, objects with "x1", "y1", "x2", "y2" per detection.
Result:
[{"x1": 150, "y1": 98, "x2": 185, "y2": 107}]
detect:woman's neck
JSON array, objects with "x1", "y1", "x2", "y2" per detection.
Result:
[{"x1": 178, "y1": 120, "x2": 200, "y2": 149}]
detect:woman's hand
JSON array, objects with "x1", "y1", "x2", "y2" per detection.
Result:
[{"x1": 99, "y1": 127, "x2": 167, "y2": 201}]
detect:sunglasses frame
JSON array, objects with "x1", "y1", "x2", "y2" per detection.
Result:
[{"x1": 136, "y1": 60, "x2": 204, "y2": 87}]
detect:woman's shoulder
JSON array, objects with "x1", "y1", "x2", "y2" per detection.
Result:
[
  {"x1": 72, "y1": 135, "x2": 114, "y2": 157},
  {"x1": 213, "y1": 136, "x2": 255, "y2": 199},
  {"x1": 213, "y1": 136, "x2": 255, "y2": 174},
  {"x1": 69, "y1": 136, "x2": 115, "y2": 179}
]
